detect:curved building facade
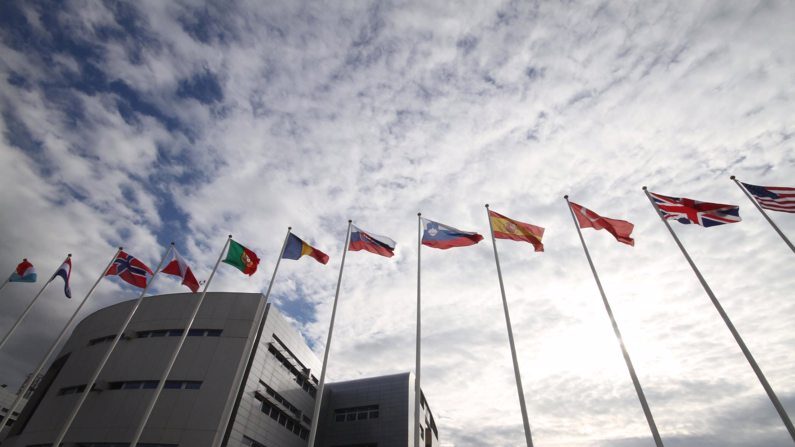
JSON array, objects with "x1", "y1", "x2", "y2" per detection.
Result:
[{"x1": 2, "y1": 292, "x2": 440, "y2": 447}]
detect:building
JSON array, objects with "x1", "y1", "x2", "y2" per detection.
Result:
[
  {"x1": 315, "y1": 373, "x2": 439, "y2": 447},
  {"x1": 1, "y1": 292, "x2": 439, "y2": 447},
  {"x1": 0, "y1": 386, "x2": 29, "y2": 441}
]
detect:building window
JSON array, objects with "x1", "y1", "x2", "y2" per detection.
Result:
[
  {"x1": 87, "y1": 329, "x2": 223, "y2": 347},
  {"x1": 255, "y1": 388, "x2": 310, "y2": 440},
  {"x1": 242, "y1": 436, "x2": 267, "y2": 447},
  {"x1": 266, "y1": 343, "x2": 317, "y2": 398},
  {"x1": 60, "y1": 381, "x2": 201, "y2": 395},
  {"x1": 334, "y1": 405, "x2": 379, "y2": 422}
]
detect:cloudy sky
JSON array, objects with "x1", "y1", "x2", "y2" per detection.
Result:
[{"x1": 1, "y1": 0, "x2": 794, "y2": 445}]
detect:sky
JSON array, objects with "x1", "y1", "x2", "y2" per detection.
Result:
[{"x1": 0, "y1": 1, "x2": 794, "y2": 446}]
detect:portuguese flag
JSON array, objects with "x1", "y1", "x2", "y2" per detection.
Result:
[{"x1": 223, "y1": 239, "x2": 260, "y2": 276}]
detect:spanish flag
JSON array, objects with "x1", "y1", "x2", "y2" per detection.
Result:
[
  {"x1": 283, "y1": 233, "x2": 330, "y2": 264},
  {"x1": 488, "y1": 210, "x2": 544, "y2": 252}
]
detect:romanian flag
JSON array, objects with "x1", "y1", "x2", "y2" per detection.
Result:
[
  {"x1": 488, "y1": 210, "x2": 544, "y2": 252},
  {"x1": 283, "y1": 233, "x2": 329, "y2": 264}
]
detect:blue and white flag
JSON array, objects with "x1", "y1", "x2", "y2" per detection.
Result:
[{"x1": 9, "y1": 259, "x2": 37, "y2": 283}]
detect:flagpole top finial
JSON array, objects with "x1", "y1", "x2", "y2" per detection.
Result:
[
  {"x1": 563, "y1": 195, "x2": 569, "y2": 199},
  {"x1": 170, "y1": 241, "x2": 175, "y2": 246},
  {"x1": 485, "y1": 203, "x2": 489, "y2": 208},
  {"x1": 22, "y1": 258, "x2": 27, "y2": 261},
  {"x1": 67, "y1": 254, "x2": 72, "y2": 257},
  {"x1": 641, "y1": 186, "x2": 647, "y2": 191},
  {"x1": 288, "y1": 226, "x2": 292, "y2": 231},
  {"x1": 417, "y1": 212, "x2": 421, "y2": 216},
  {"x1": 730, "y1": 175, "x2": 736, "y2": 180},
  {"x1": 228, "y1": 234, "x2": 233, "y2": 239},
  {"x1": 348, "y1": 219, "x2": 352, "y2": 223},
  {"x1": 119, "y1": 246, "x2": 123, "y2": 250}
]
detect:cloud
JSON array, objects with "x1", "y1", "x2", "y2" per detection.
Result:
[{"x1": 1, "y1": 0, "x2": 794, "y2": 445}]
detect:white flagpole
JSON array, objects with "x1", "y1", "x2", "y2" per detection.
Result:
[
  {"x1": 484, "y1": 204, "x2": 534, "y2": 447},
  {"x1": 564, "y1": 196, "x2": 664, "y2": 447},
  {"x1": 129, "y1": 235, "x2": 232, "y2": 447},
  {"x1": 307, "y1": 220, "x2": 352, "y2": 447},
  {"x1": 0, "y1": 277, "x2": 10, "y2": 293},
  {"x1": 0, "y1": 255, "x2": 70, "y2": 352},
  {"x1": 414, "y1": 213, "x2": 422, "y2": 447},
  {"x1": 643, "y1": 186, "x2": 795, "y2": 442},
  {"x1": 0, "y1": 248, "x2": 121, "y2": 430},
  {"x1": 210, "y1": 228, "x2": 292, "y2": 447},
  {"x1": 731, "y1": 176, "x2": 795, "y2": 254},
  {"x1": 52, "y1": 244, "x2": 173, "y2": 447}
]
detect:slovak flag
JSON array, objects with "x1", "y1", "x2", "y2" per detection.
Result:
[
  {"x1": 51, "y1": 256, "x2": 72, "y2": 298},
  {"x1": 105, "y1": 251, "x2": 153, "y2": 289},
  {"x1": 9, "y1": 259, "x2": 37, "y2": 283},
  {"x1": 349, "y1": 225, "x2": 396, "y2": 258},
  {"x1": 161, "y1": 247, "x2": 200, "y2": 293},
  {"x1": 421, "y1": 218, "x2": 484, "y2": 249}
]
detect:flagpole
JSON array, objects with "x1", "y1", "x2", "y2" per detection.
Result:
[
  {"x1": 484, "y1": 204, "x2": 534, "y2": 447},
  {"x1": 0, "y1": 256, "x2": 70, "y2": 353},
  {"x1": 0, "y1": 277, "x2": 10, "y2": 293},
  {"x1": 414, "y1": 213, "x2": 422, "y2": 447},
  {"x1": 564, "y1": 196, "x2": 664, "y2": 447},
  {"x1": 730, "y1": 176, "x2": 795, "y2": 254},
  {"x1": 52, "y1": 245, "x2": 173, "y2": 447},
  {"x1": 643, "y1": 186, "x2": 795, "y2": 442},
  {"x1": 129, "y1": 235, "x2": 231, "y2": 447},
  {"x1": 0, "y1": 248, "x2": 121, "y2": 430},
  {"x1": 211, "y1": 228, "x2": 292, "y2": 447},
  {"x1": 307, "y1": 220, "x2": 352, "y2": 447}
]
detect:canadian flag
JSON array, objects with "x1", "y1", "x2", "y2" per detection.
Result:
[{"x1": 161, "y1": 247, "x2": 200, "y2": 293}]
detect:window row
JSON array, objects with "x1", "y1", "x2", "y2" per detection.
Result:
[
  {"x1": 259, "y1": 381, "x2": 306, "y2": 422},
  {"x1": 29, "y1": 443, "x2": 177, "y2": 447},
  {"x1": 266, "y1": 343, "x2": 317, "y2": 398},
  {"x1": 242, "y1": 436, "x2": 267, "y2": 447},
  {"x1": 334, "y1": 404, "x2": 379, "y2": 422},
  {"x1": 88, "y1": 329, "x2": 222, "y2": 346},
  {"x1": 260, "y1": 399, "x2": 309, "y2": 440},
  {"x1": 331, "y1": 444, "x2": 378, "y2": 447},
  {"x1": 58, "y1": 380, "x2": 201, "y2": 395}
]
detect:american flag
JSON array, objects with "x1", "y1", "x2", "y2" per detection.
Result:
[
  {"x1": 649, "y1": 192, "x2": 741, "y2": 227},
  {"x1": 742, "y1": 182, "x2": 795, "y2": 214}
]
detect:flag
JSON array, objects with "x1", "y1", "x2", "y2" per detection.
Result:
[
  {"x1": 283, "y1": 233, "x2": 329, "y2": 264},
  {"x1": 9, "y1": 259, "x2": 37, "y2": 283},
  {"x1": 349, "y1": 225, "x2": 396, "y2": 257},
  {"x1": 742, "y1": 182, "x2": 795, "y2": 213},
  {"x1": 421, "y1": 218, "x2": 484, "y2": 249},
  {"x1": 488, "y1": 210, "x2": 545, "y2": 251},
  {"x1": 569, "y1": 202, "x2": 634, "y2": 246},
  {"x1": 105, "y1": 251, "x2": 154, "y2": 288},
  {"x1": 51, "y1": 257, "x2": 72, "y2": 298},
  {"x1": 161, "y1": 248, "x2": 200, "y2": 292},
  {"x1": 650, "y1": 192, "x2": 741, "y2": 227},
  {"x1": 223, "y1": 239, "x2": 260, "y2": 275}
]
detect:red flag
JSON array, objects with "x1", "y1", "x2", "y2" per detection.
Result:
[
  {"x1": 161, "y1": 248, "x2": 200, "y2": 293},
  {"x1": 105, "y1": 251, "x2": 154, "y2": 288},
  {"x1": 570, "y1": 202, "x2": 635, "y2": 246}
]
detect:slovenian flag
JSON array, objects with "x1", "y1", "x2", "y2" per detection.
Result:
[
  {"x1": 349, "y1": 225, "x2": 396, "y2": 258},
  {"x1": 9, "y1": 259, "x2": 37, "y2": 283},
  {"x1": 421, "y1": 218, "x2": 484, "y2": 249},
  {"x1": 283, "y1": 233, "x2": 329, "y2": 264},
  {"x1": 51, "y1": 256, "x2": 72, "y2": 298}
]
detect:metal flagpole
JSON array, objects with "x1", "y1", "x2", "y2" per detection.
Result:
[
  {"x1": 0, "y1": 248, "x2": 121, "y2": 430},
  {"x1": 0, "y1": 277, "x2": 10, "y2": 293},
  {"x1": 484, "y1": 204, "x2": 534, "y2": 447},
  {"x1": 643, "y1": 186, "x2": 795, "y2": 442},
  {"x1": 52, "y1": 245, "x2": 173, "y2": 447},
  {"x1": 564, "y1": 196, "x2": 664, "y2": 447},
  {"x1": 414, "y1": 213, "x2": 422, "y2": 447},
  {"x1": 307, "y1": 220, "x2": 353, "y2": 447},
  {"x1": 0, "y1": 256, "x2": 70, "y2": 352},
  {"x1": 211, "y1": 228, "x2": 292, "y2": 447},
  {"x1": 130, "y1": 235, "x2": 231, "y2": 447},
  {"x1": 731, "y1": 176, "x2": 795, "y2": 254}
]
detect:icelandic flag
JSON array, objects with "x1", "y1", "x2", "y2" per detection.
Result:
[
  {"x1": 349, "y1": 225, "x2": 396, "y2": 258},
  {"x1": 9, "y1": 259, "x2": 37, "y2": 283},
  {"x1": 51, "y1": 257, "x2": 72, "y2": 298},
  {"x1": 421, "y1": 218, "x2": 484, "y2": 249}
]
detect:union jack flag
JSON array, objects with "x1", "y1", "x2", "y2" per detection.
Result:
[
  {"x1": 650, "y1": 192, "x2": 741, "y2": 227},
  {"x1": 742, "y1": 182, "x2": 795, "y2": 214},
  {"x1": 105, "y1": 251, "x2": 154, "y2": 288}
]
